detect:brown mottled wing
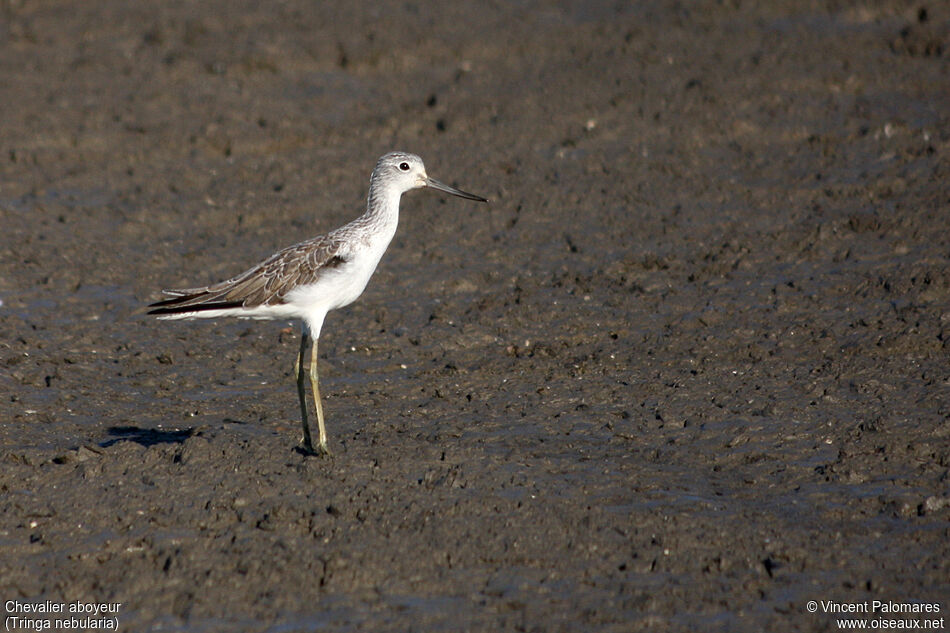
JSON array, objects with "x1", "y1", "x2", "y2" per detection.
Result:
[{"x1": 148, "y1": 234, "x2": 348, "y2": 314}]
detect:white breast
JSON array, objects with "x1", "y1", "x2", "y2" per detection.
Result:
[{"x1": 285, "y1": 224, "x2": 396, "y2": 314}]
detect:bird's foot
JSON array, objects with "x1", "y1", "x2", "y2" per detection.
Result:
[{"x1": 297, "y1": 438, "x2": 332, "y2": 457}]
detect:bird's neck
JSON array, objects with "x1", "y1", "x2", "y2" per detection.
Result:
[{"x1": 364, "y1": 182, "x2": 401, "y2": 228}]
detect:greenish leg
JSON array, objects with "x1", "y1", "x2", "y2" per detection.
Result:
[
  {"x1": 296, "y1": 331, "x2": 316, "y2": 454},
  {"x1": 310, "y1": 338, "x2": 331, "y2": 455}
]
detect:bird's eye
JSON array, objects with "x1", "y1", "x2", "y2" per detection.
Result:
[{"x1": 398, "y1": 162, "x2": 410, "y2": 171}]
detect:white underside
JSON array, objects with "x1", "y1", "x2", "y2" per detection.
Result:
[{"x1": 157, "y1": 223, "x2": 395, "y2": 339}]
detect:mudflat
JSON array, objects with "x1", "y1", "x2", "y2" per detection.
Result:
[{"x1": 0, "y1": 2, "x2": 947, "y2": 631}]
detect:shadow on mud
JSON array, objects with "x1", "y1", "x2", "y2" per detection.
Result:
[{"x1": 101, "y1": 425, "x2": 196, "y2": 448}]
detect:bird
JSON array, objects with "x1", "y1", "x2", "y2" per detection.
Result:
[{"x1": 148, "y1": 152, "x2": 488, "y2": 455}]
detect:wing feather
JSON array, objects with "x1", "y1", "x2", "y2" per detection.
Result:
[{"x1": 148, "y1": 234, "x2": 349, "y2": 315}]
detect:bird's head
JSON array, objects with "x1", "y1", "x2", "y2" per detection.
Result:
[{"x1": 374, "y1": 152, "x2": 488, "y2": 202}]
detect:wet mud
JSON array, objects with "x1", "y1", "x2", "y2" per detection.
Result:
[{"x1": 0, "y1": 1, "x2": 948, "y2": 631}]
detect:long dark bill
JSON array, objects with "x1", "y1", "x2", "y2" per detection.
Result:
[{"x1": 425, "y1": 177, "x2": 489, "y2": 203}]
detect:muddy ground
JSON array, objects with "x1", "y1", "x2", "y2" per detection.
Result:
[{"x1": 0, "y1": 1, "x2": 948, "y2": 631}]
